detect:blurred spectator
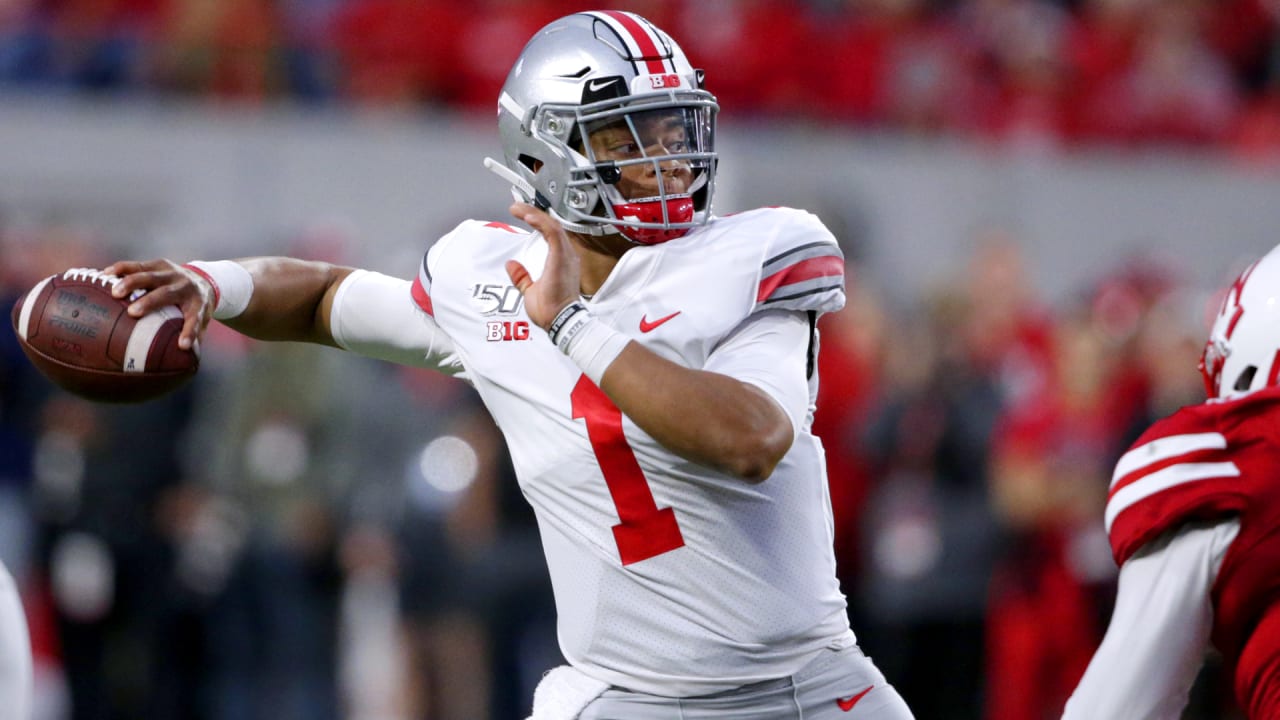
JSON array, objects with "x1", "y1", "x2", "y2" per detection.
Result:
[
  {"x1": 0, "y1": 0, "x2": 1274, "y2": 151},
  {"x1": 396, "y1": 387, "x2": 559, "y2": 720},
  {"x1": 956, "y1": 232, "x2": 1111, "y2": 720},
  {"x1": 954, "y1": 0, "x2": 1074, "y2": 148},
  {"x1": 1228, "y1": 1, "x2": 1280, "y2": 168},
  {"x1": 673, "y1": 0, "x2": 810, "y2": 119},
  {"x1": 277, "y1": 0, "x2": 342, "y2": 102},
  {"x1": 1075, "y1": 0, "x2": 1240, "y2": 144},
  {"x1": 36, "y1": 383, "x2": 200, "y2": 720},
  {"x1": 813, "y1": 273, "x2": 886, "y2": 596},
  {"x1": 329, "y1": 0, "x2": 464, "y2": 108},
  {"x1": 854, "y1": 280, "x2": 1008, "y2": 720},
  {"x1": 1232, "y1": 83, "x2": 1280, "y2": 165},
  {"x1": 441, "y1": 0, "x2": 575, "y2": 112},
  {"x1": 809, "y1": 0, "x2": 974, "y2": 131},
  {"x1": 983, "y1": 315, "x2": 1117, "y2": 720},
  {"x1": 155, "y1": 0, "x2": 283, "y2": 101}
]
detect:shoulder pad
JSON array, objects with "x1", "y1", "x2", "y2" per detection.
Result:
[
  {"x1": 414, "y1": 220, "x2": 530, "y2": 316},
  {"x1": 1106, "y1": 402, "x2": 1239, "y2": 564},
  {"x1": 746, "y1": 208, "x2": 845, "y2": 315}
]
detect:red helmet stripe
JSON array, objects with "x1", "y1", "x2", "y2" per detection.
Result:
[
  {"x1": 597, "y1": 10, "x2": 670, "y2": 75},
  {"x1": 1225, "y1": 304, "x2": 1245, "y2": 339},
  {"x1": 1268, "y1": 349, "x2": 1280, "y2": 388}
]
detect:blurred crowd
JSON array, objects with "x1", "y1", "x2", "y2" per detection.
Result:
[{"x1": 0, "y1": 0, "x2": 1278, "y2": 156}]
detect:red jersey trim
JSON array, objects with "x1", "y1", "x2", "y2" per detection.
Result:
[
  {"x1": 756, "y1": 255, "x2": 844, "y2": 304},
  {"x1": 411, "y1": 276, "x2": 433, "y2": 316}
]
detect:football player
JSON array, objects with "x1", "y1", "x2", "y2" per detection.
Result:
[
  {"x1": 104, "y1": 11, "x2": 915, "y2": 720},
  {"x1": 1063, "y1": 243, "x2": 1280, "y2": 719}
]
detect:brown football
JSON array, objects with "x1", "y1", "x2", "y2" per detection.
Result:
[{"x1": 11, "y1": 268, "x2": 198, "y2": 403}]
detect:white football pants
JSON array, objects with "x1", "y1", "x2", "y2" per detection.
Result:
[{"x1": 575, "y1": 634, "x2": 915, "y2": 720}]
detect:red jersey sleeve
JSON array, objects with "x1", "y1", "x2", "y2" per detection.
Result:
[{"x1": 1106, "y1": 392, "x2": 1280, "y2": 566}]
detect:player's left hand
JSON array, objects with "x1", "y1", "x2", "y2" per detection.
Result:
[
  {"x1": 103, "y1": 259, "x2": 216, "y2": 351},
  {"x1": 505, "y1": 202, "x2": 581, "y2": 330}
]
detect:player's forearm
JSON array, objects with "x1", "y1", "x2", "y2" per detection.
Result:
[
  {"x1": 218, "y1": 258, "x2": 353, "y2": 346},
  {"x1": 600, "y1": 343, "x2": 794, "y2": 482}
]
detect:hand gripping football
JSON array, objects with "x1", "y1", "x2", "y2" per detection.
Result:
[{"x1": 11, "y1": 268, "x2": 198, "y2": 403}]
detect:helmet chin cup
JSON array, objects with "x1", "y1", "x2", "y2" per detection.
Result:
[{"x1": 612, "y1": 196, "x2": 695, "y2": 245}]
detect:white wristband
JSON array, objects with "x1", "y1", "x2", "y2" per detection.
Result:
[
  {"x1": 556, "y1": 310, "x2": 630, "y2": 385},
  {"x1": 184, "y1": 260, "x2": 254, "y2": 320}
]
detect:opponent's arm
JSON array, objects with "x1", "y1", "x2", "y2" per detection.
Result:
[
  {"x1": 104, "y1": 258, "x2": 353, "y2": 349},
  {"x1": 506, "y1": 203, "x2": 796, "y2": 483},
  {"x1": 1062, "y1": 519, "x2": 1239, "y2": 720}
]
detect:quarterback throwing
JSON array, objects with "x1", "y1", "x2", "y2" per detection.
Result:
[{"x1": 104, "y1": 11, "x2": 915, "y2": 720}]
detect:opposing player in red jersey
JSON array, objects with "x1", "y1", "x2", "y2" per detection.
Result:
[
  {"x1": 98, "y1": 11, "x2": 914, "y2": 720},
  {"x1": 1063, "y1": 243, "x2": 1280, "y2": 719}
]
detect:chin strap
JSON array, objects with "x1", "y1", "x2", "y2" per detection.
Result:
[{"x1": 482, "y1": 157, "x2": 611, "y2": 237}]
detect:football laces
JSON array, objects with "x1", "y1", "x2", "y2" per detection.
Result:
[{"x1": 62, "y1": 268, "x2": 121, "y2": 288}]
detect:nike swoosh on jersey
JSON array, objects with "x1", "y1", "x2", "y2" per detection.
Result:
[
  {"x1": 836, "y1": 685, "x2": 873, "y2": 712},
  {"x1": 639, "y1": 311, "x2": 681, "y2": 333}
]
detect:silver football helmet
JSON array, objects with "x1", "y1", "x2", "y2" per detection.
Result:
[
  {"x1": 1201, "y1": 244, "x2": 1280, "y2": 399},
  {"x1": 485, "y1": 11, "x2": 718, "y2": 245}
]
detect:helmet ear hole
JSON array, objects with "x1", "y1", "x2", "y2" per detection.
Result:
[
  {"x1": 1234, "y1": 366, "x2": 1258, "y2": 392},
  {"x1": 518, "y1": 154, "x2": 541, "y2": 172}
]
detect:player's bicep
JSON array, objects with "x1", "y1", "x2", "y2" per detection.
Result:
[
  {"x1": 703, "y1": 310, "x2": 810, "y2": 438},
  {"x1": 328, "y1": 269, "x2": 464, "y2": 375}
]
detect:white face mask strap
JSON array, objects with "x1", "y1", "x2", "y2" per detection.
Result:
[{"x1": 483, "y1": 157, "x2": 540, "y2": 205}]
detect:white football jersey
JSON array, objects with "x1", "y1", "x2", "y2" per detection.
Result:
[{"x1": 342, "y1": 208, "x2": 852, "y2": 696}]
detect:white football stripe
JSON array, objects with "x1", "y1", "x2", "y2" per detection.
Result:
[
  {"x1": 1105, "y1": 461, "x2": 1240, "y2": 533},
  {"x1": 123, "y1": 307, "x2": 180, "y2": 373},
  {"x1": 16, "y1": 275, "x2": 53, "y2": 340},
  {"x1": 1112, "y1": 432, "x2": 1227, "y2": 489}
]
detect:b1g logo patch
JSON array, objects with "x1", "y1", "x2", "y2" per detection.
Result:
[
  {"x1": 487, "y1": 321, "x2": 531, "y2": 342},
  {"x1": 648, "y1": 73, "x2": 682, "y2": 89}
]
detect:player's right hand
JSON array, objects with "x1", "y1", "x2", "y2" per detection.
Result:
[
  {"x1": 505, "y1": 202, "x2": 582, "y2": 330},
  {"x1": 103, "y1": 259, "x2": 216, "y2": 351}
]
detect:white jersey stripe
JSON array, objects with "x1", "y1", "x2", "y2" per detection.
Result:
[
  {"x1": 1105, "y1": 461, "x2": 1240, "y2": 533},
  {"x1": 16, "y1": 275, "x2": 52, "y2": 341},
  {"x1": 1111, "y1": 432, "x2": 1227, "y2": 489},
  {"x1": 123, "y1": 306, "x2": 180, "y2": 373}
]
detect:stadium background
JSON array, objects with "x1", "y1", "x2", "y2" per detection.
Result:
[{"x1": 1, "y1": 0, "x2": 1279, "y2": 718}]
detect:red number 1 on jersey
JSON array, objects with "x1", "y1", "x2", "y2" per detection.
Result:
[{"x1": 571, "y1": 376, "x2": 685, "y2": 566}]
